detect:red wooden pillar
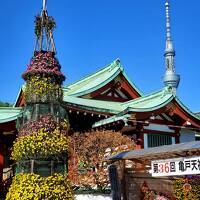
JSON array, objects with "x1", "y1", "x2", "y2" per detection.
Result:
[
  {"x1": 0, "y1": 139, "x2": 4, "y2": 185},
  {"x1": 138, "y1": 126, "x2": 144, "y2": 149},
  {"x1": 175, "y1": 128, "x2": 180, "y2": 144}
]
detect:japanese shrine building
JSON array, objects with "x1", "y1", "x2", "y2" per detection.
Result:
[{"x1": 1, "y1": 0, "x2": 200, "y2": 186}]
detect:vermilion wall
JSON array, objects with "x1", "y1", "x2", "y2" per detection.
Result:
[{"x1": 0, "y1": 141, "x2": 4, "y2": 184}]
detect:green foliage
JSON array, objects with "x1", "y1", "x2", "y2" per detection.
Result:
[
  {"x1": 6, "y1": 173, "x2": 73, "y2": 200},
  {"x1": 173, "y1": 178, "x2": 200, "y2": 200},
  {"x1": 0, "y1": 101, "x2": 12, "y2": 107}
]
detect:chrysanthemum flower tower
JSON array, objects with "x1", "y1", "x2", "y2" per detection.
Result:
[{"x1": 6, "y1": 1, "x2": 73, "y2": 199}]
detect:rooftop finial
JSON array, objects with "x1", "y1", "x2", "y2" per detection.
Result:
[
  {"x1": 163, "y1": 0, "x2": 180, "y2": 93},
  {"x1": 43, "y1": 0, "x2": 47, "y2": 11}
]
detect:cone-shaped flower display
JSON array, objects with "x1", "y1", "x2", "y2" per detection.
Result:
[{"x1": 6, "y1": 4, "x2": 73, "y2": 200}]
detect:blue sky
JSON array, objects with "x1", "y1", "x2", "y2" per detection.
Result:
[{"x1": 0, "y1": 0, "x2": 200, "y2": 112}]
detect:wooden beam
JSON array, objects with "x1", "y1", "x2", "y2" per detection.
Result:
[
  {"x1": 138, "y1": 127, "x2": 144, "y2": 149},
  {"x1": 89, "y1": 80, "x2": 115, "y2": 98},
  {"x1": 128, "y1": 158, "x2": 149, "y2": 165},
  {"x1": 128, "y1": 149, "x2": 200, "y2": 163},
  {"x1": 120, "y1": 74, "x2": 141, "y2": 98},
  {"x1": 0, "y1": 121, "x2": 17, "y2": 133},
  {"x1": 91, "y1": 80, "x2": 132, "y2": 102},
  {"x1": 64, "y1": 105, "x2": 113, "y2": 117},
  {"x1": 94, "y1": 94, "x2": 127, "y2": 102},
  {"x1": 149, "y1": 119, "x2": 175, "y2": 126},
  {"x1": 122, "y1": 160, "x2": 127, "y2": 200},
  {"x1": 173, "y1": 101, "x2": 200, "y2": 128},
  {"x1": 143, "y1": 128, "x2": 176, "y2": 136}
]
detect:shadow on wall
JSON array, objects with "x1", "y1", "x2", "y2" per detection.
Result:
[{"x1": 125, "y1": 171, "x2": 175, "y2": 200}]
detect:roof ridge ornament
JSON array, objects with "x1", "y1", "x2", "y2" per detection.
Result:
[
  {"x1": 108, "y1": 59, "x2": 120, "y2": 72},
  {"x1": 163, "y1": 0, "x2": 180, "y2": 94},
  {"x1": 162, "y1": 86, "x2": 175, "y2": 97}
]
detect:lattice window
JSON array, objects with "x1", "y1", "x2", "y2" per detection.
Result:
[{"x1": 147, "y1": 134, "x2": 172, "y2": 148}]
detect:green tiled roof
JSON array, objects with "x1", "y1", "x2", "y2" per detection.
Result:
[
  {"x1": 0, "y1": 107, "x2": 22, "y2": 124},
  {"x1": 174, "y1": 96, "x2": 200, "y2": 121},
  {"x1": 92, "y1": 87, "x2": 200, "y2": 128},
  {"x1": 122, "y1": 87, "x2": 174, "y2": 112},
  {"x1": 63, "y1": 59, "x2": 142, "y2": 97},
  {"x1": 195, "y1": 112, "x2": 200, "y2": 118},
  {"x1": 63, "y1": 96, "x2": 122, "y2": 114},
  {"x1": 64, "y1": 87, "x2": 174, "y2": 116},
  {"x1": 92, "y1": 87, "x2": 174, "y2": 127}
]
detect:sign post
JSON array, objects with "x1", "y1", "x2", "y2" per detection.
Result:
[{"x1": 151, "y1": 156, "x2": 200, "y2": 177}]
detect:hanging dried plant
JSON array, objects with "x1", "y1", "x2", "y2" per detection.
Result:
[
  {"x1": 35, "y1": 15, "x2": 42, "y2": 38},
  {"x1": 34, "y1": 13, "x2": 56, "y2": 38}
]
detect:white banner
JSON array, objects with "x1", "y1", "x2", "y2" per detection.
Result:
[{"x1": 151, "y1": 156, "x2": 200, "y2": 177}]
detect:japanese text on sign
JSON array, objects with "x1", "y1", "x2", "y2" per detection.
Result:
[{"x1": 151, "y1": 156, "x2": 200, "y2": 177}]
